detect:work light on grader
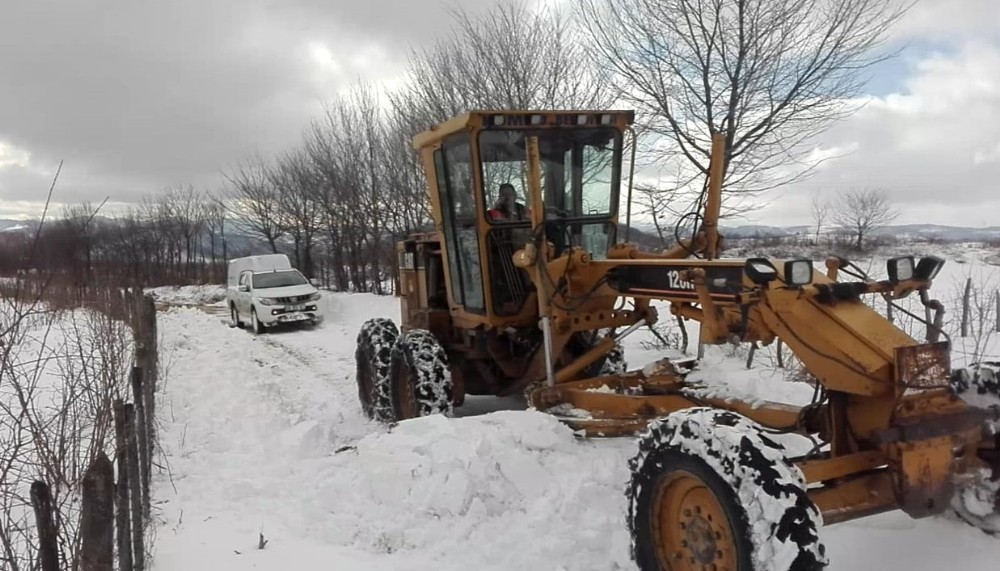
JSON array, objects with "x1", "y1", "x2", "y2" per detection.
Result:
[{"x1": 353, "y1": 110, "x2": 1000, "y2": 570}]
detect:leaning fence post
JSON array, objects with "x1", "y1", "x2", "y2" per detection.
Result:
[
  {"x1": 31, "y1": 481, "x2": 60, "y2": 571},
  {"x1": 80, "y1": 452, "x2": 114, "y2": 571},
  {"x1": 995, "y1": 290, "x2": 999, "y2": 334},
  {"x1": 130, "y1": 367, "x2": 150, "y2": 518},
  {"x1": 961, "y1": 278, "x2": 972, "y2": 337},
  {"x1": 114, "y1": 401, "x2": 133, "y2": 571},
  {"x1": 125, "y1": 405, "x2": 145, "y2": 571}
]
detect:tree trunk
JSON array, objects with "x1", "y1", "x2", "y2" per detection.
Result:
[{"x1": 31, "y1": 481, "x2": 60, "y2": 571}]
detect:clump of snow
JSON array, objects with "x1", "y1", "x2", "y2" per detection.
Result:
[
  {"x1": 146, "y1": 284, "x2": 226, "y2": 306},
  {"x1": 545, "y1": 402, "x2": 594, "y2": 419}
]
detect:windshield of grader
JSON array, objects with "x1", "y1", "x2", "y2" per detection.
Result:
[{"x1": 478, "y1": 127, "x2": 621, "y2": 223}]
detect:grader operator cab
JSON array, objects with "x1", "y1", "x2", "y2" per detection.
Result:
[{"x1": 354, "y1": 110, "x2": 1000, "y2": 570}]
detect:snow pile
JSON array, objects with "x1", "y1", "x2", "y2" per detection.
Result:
[
  {"x1": 322, "y1": 411, "x2": 633, "y2": 569},
  {"x1": 147, "y1": 284, "x2": 226, "y2": 306},
  {"x1": 151, "y1": 287, "x2": 1000, "y2": 571}
]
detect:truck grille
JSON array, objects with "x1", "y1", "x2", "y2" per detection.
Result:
[{"x1": 274, "y1": 295, "x2": 311, "y2": 304}]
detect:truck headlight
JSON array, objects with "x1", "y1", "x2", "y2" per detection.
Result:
[
  {"x1": 258, "y1": 298, "x2": 278, "y2": 306},
  {"x1": 915, "y1": 256, "x2": 945, "y2": 281},
  {"x1": 887, "y1": 256, "x2": 915, "y2": 283},
  {"x1": 783, "y1": 259, "x2": 813, "y2": 287},
  {"x1": 307, "y1": 293, "x2": 321, "y2": 301}
]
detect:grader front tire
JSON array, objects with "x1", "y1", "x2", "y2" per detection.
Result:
[
  {"x1": 389, "y1": 329, "x2": 453, "y2": 420},
  {"x1": 627, "y1": 408, "x2": 827, "y2": 571},
  {"x1": 355, "y1": 318, "x2": 399, "y2": 421}
]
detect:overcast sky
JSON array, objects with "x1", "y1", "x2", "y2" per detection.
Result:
[{"x1": 0, "y1": 0, "x2": 998, "y2": 227}]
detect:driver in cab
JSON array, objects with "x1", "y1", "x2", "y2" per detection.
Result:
[{"x1": 488, "y1": 183, "x2": 528, "y2": 222}]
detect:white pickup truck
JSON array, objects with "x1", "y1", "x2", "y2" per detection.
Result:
[{"x1": 226, "y1": 254, "x2": 323, "y2": 333}]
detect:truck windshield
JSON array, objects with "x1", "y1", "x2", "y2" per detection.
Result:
[{"x1": 253, "y1": 271, "x2": 308, "y2": 289}]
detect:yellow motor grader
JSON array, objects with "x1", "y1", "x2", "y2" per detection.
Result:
[{"x1": 353, "y1": 110, "x2": 1000, "y2": 570}]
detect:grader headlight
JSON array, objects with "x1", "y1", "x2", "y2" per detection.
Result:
[
  {"x1": 783, "y1": 259, "x2": 814, "y2": 287},
  {"x1": 887, "y1": 256, "x2": 915, "y2": 283},
  {"x1": 745, "y1": 258, "x2": 778, "y2": 285}
]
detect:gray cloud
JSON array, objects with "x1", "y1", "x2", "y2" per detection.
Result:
[
  {"x1": 0, "y1": 0, "x2": 496, "y2": 208},
  {"x1": 1, "y1": 0, "x2": 997, "y2": 228}
]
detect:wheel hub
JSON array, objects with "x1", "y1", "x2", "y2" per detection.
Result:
[
  {"x1": 683, "y1": 512, "x2": 717, "y2": 564},
  {"x1": 653, "y1": 472, "x2": 737, "y2": 571}
]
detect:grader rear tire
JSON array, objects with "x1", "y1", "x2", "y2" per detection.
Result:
[
  {"x1": 355, "y1": 318, "x2": 399, "y2": 421},
  {"x1": 389, "y1": 329, "x2": 453, "y2": 420},
  {"x1": 627, "y1": 408, "x2": 827, "y2": 571}
]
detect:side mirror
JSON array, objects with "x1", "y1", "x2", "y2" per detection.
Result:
[{"x1": 238, "y1": 284, "x2": 249, "y2": 293}]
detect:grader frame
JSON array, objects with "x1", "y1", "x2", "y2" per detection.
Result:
[{"x1": 365, "y1": 109, "x2": 999, "y2": 569}]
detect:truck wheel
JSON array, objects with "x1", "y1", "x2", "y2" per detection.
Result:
[
  {"x1": 251, "y1": 307, "x2": 264, "y2": 335},
  {"x1": 355, "y1": 318, "x2": 399, "y2": 421},
  {"x1": 230, "y1": 305, "x2": 242, "y2": 328},
  {"x1": 389, "y1": 329, "x2": 453, "y2": 420},
  {"x1": 628, "y1": 408, "x2": 827, "y2": 571}
]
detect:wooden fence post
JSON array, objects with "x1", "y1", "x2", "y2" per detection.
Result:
[
  {"x1": 30, "y1": 481, "x2": 60, "y2": 571},
  {"x1": 114, "y1": 401, "x2": 132, "y2": 571},
  {"x1": 995, "y1": 290, "x2": 999, "y2": 334},
  {"x1": 80, "y1": 453, "x2": 114, "y2": 571},
  {"x1": 130, "y1": 367, "x2": 150, "y2": 519},
  {"x1": 125, "y1": 405, "x2": 145, "y2": 571},
  {"x1": 776, "y1": 340, "x2": 785, "y2": 368},
  {"x1": 961, "y1": 278, "x2": 972, "y2": 337}
]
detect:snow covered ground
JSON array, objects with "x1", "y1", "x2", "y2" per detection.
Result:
[{"x1": 148, "y1": 256, "x2": 1000, "y2": 570}]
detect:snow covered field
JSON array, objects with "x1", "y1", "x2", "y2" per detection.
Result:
[{"x1": 148, "y1": 255, "x2": 1000, "y2": 570}]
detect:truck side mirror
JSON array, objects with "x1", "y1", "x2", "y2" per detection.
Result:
[{"x1": 238, "y1": 284, "x2": 249, "y2": 293}]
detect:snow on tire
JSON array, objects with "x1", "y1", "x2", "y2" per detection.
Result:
[
  {"x1": 599, "y1": 344, "x2": 627, "y2": 376},
  {"x1": 355, "y1": 318, "x2": 399, "y2": 421},
  {"x1": 627, "y1": 407, "x2": 827, "y2": 571},
  {"x1": 952, "y1": 362, "x2": 1000, "y2": 405},
  {"x1": 389, "y1": 329, "x2": 453, "y2": 420},
  {"x1": 952, "y1": 467, "x2": 1000, "y2": 536}
]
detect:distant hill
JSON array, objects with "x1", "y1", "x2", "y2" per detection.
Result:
[{"x1": 629, "y1": 223, "x2": 1000, "y2": 242}]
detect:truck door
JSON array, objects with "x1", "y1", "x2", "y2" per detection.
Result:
[{"x1": 238, "y1": 271, "x2": 253, "y2": 314}]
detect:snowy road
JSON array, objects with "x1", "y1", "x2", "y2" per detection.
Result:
[{"x1": 149, "y1": 291, "x2": 999, "y2": 570}]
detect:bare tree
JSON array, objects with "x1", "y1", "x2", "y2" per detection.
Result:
[
  {"x1": 224, "y1": 154, "x2": 285, "y2": 254},
  {"x1": 393, "y1": 0, "x2": 612, "y2": 128},
  {"x1": 271, "y1": 149, "x2": 323, "y2": 279},
  {"x1": 579, "y1": 0, "x2": 908, "y2": 203},
  {"x1": 811, "y1": 196, "x2": 832, "y2": 243},
  {"x1": 831, "y1": 188, "x2": 899, "y2": 250}
]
